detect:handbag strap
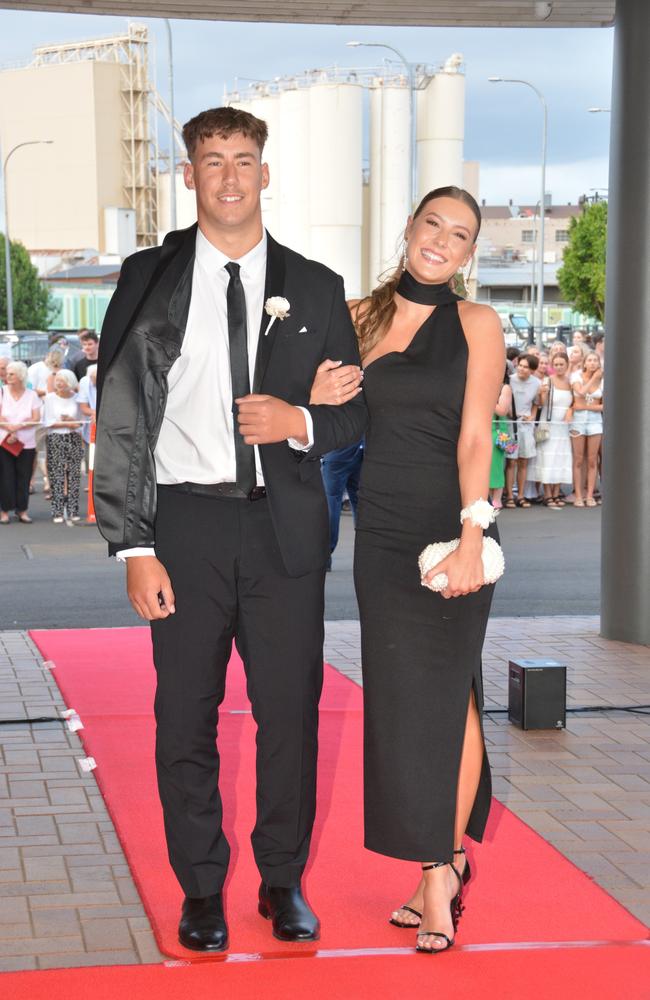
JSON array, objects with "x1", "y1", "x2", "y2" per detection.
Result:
[
  {"x1": 509, "y1": 381, "x2": 518, "y2": 440},
  {"x1": 547, "y1": 378, "x2": 554, "y2": 423}
]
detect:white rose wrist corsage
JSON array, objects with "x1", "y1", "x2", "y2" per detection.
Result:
[{"x1": 459, "y1": 497, "x2": 498, "y2": 529}]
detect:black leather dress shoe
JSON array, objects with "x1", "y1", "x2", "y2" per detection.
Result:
[
  {"x1": 258, "y1": 883, "x2": 320, "y2": 941},
  {"x1": 178, "y1": 893, "x2": 229, "y2": 952}
]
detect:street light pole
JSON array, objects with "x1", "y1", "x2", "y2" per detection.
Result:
[
  {"x1": 2, "y1": 139, "x2": 53, "y2": 332},
  {"x1": 489, "y1": 77, "x2": 548, "y2": 345},
  {"x1": 347, "y1": 41, "x2": 416, "y2": 210},
  {"x1": 164, "y1": 19, "x2": 177, "y2": 232}
]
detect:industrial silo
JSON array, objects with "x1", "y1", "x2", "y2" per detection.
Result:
[
  {"x1": 308, "y1": 78, "x2": 363, "y2": 298},
  {"x1": 369, "y1": 83, "x2": 384, "y2": 289},
  {"x1": 416, "y1": 55, "x2": 465, "y2": 201},
  {"x1": 248, "y1": 91, "x2": 281, "y2": 236},
  {"x1": 368, "y1": 77, "x2": 411, "y2": 286},
  {"x1": 278, "y1": 85, "x2": 311, "y2": 258}
]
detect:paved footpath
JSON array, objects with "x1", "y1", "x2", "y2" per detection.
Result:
[{"x1": 1, "y1": 618, "x2": 648, "y2": 971}]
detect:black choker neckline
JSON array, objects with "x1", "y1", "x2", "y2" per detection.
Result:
[{"x1": 396, "y1": 269, "x2": 461, "y2": 306}]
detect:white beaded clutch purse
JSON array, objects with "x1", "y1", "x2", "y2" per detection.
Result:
[{"x1": 418, "y1": 537, "x2": 505, "y2": 593}]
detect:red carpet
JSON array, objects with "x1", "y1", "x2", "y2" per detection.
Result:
[{"x1": 25, "y1": 627, "x2": 649, "y2": 997}]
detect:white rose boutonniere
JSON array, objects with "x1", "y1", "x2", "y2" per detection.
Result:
[{"x1": 264, "y1": 296, "x2": 291, "y2": 336}]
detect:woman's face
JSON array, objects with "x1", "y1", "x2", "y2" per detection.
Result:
[
  {"x1": 553, "y1": 356, "x2": 568, "y2": 377},
  {"x1": 537, "y1": 354, "x2": 549, "y2": 376},
  {"x1": 6, "y1": 368, "x2": 21, "y2": 386},
  {"x1": 584, "y1": 352, "x2": 601, "y2": 374},
  {"x1": 517, "y1": 358, "x2": 531, "y2": 380},
  {"x1": 569, "y1": 345, "x2": 583, "y2": 365},
  {"x1": 405, "y1": 196, "x2": 477, "y2": 285},
  {"x1": 549, "y1": 342, "x2": 564, "y2": 358},
  {"x1": 54, "y1": 374, "x2": 71, "y2": 395}
]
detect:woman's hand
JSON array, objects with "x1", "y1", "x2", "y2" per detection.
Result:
[
  {"x1": 422, "y1": 546, "x2": 485, "y2": 599},
  {"x1": 309, "y1": 359, "x2": 363, "y2": 406}
]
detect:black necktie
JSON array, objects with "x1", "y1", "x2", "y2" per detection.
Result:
[{"x1": 225, "y1": 261, "x2": 256, "y2": 495}]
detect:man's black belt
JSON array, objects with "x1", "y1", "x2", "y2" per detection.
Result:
[{"x1": 161, "y1": 482, "x2": 267, "y2": 501}]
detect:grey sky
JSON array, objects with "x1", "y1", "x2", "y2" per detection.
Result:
[{"x1": 0, "y1": 10, "x2": 613, "y2": 204}]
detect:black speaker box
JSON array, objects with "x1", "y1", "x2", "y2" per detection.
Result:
[{"x1": 508, "y1": 659, "x2": 566, "y2": 730}]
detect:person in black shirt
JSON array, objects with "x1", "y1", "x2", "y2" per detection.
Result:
[{"x1": 73, "y1": 331, "x2": 99, "y2": 381}]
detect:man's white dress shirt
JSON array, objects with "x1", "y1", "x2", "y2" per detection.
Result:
[{"x1": 118, "y1": 227, "x2": 312, "y2": 560}]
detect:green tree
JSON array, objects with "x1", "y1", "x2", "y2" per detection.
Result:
[
  {"x1": 0, "y1": 233, "x2": 53, "y2": 330},
  {"x1": 557, "y1": 201, "x2": 607, "y2": 322}
]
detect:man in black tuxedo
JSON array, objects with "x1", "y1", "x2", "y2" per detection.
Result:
[{"x1": 94, "y1": 107, "x2": 366, "y2": 952}]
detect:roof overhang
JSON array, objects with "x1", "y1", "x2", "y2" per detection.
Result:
[{"x1": 0, "y1": 1, "x2": 616, "y2": 27}]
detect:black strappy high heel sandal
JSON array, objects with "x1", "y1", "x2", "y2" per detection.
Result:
[
  {"x1": 416, "y1": 861, "x2": 464, "y2": 954},
  {"x1": 390, "y1": 848, "x2": 470, "y2": 929},
  {"x1": 454, "y1": 846, "x2": 472, "y2": 887}
]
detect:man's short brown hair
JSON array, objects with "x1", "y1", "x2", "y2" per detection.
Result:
[{"x1": 182, "y1": 107, "x2": 268, "y2": 161}]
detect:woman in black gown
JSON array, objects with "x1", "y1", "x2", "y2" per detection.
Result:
[{"x1": 314, "y1": 186, "x2": 504, "y2": 953}]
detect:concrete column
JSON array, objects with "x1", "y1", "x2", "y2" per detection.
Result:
[{"x1": 601, "y1": 0, "x2": 650, "y2": 644}]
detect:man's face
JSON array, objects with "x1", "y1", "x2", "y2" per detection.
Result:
[
  {"x1": 517, "y1": 359, "x2": 531, "y2": 380},
  {"x1": 184, "y1": 132, "x2": 269, "y2": 234},
  {"x1": 81, "y1": 338, "x2": 98, "y2": 360}
]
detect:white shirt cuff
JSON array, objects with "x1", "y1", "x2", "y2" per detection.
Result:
[
  {"x1": 287, "y1": 407, "x2": 313, "y2": 452},
  {"x1": 116, "y1": 547, "x2": 156, "y2": 561}
]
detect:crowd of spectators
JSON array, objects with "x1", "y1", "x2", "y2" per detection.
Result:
[
  {"x1": 1, "y1": 325, "x2": 604, "y2": 528},
  {"x1": 0, "y1": 331, "x2": 97, "y2": 524},
  {"x1": 490, "y1": 330, "x2": 604, "y2": 510}
]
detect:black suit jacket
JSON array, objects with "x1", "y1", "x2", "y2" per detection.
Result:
[{"x1": 95, "y1": 224, "x2": 368, "y2": 577}]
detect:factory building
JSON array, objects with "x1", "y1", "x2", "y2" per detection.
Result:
[{"x1": 1, "y1": 26, "x2": 471, "y2": 301}]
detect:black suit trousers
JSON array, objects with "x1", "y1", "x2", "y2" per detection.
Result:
[{"x1": 150, "y1": 486, "x2": 325, "y2": 897}]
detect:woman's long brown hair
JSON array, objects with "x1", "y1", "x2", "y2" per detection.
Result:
[{"x1": 353, "y1": 186, "x2": 482, "y2": 359}]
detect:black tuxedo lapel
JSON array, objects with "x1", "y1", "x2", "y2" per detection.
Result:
[
  {"x1": 135, "y1": 223, "x2": 197, "y2": 355},
  {"x1": 253, "y1": 231, "x2": 286, "y2": 394},
  {"x1": 102, "y1": 224, "x2": 198, "y2": 381}
]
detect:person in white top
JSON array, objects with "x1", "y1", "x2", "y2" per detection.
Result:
[
  {"x1": 569, "y1": 351, "x2": 604, "y2": 507},
  {"x1": 0, "y1": 362, "x2": 41, "y2": 523},
  {"x1": 28, "y1": 348, "x2": 64, "y2": 399},
  {"x1": 528, "y1": 352, "x2": 574, "y2": 508},
  {"x1": 43, "y1": 370, "x2": 84, "y2": 523}
]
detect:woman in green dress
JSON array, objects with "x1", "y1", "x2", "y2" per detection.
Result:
[{"x1": 489, "y1": 368, "x2": 513, "y2": 509}]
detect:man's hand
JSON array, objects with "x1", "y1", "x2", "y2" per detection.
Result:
[
  {"x1": 236, "y1": 394, "x2": 307, "y2": 445},
  {"x1": 126, "y1": 556, "x2": 176, "y2": 621}
]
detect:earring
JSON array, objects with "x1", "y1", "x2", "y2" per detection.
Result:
[
  {"x1": 401, "y1": 241, "x2": 408, "y2": 270},
  {"x1": 462, "y1": 258, "x2": 473, "y2": 299}
]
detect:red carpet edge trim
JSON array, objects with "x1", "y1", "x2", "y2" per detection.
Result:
[{"x1": 159, "y1": 938, "x2": 650, "y2": 966}]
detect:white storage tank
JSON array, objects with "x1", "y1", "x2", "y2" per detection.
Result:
[
  {"x1": 417, "y1": 56, "x2": 465, "y2": 201},
  {"x1": 308, "y1": 81, "x2": 363, "y2": 298},
  {"x1": 368, "y1": 82, "x2": 384, "y2": 289},
  {"x1": 278, "y1": 86, "x2": 311, "y2": 258},
  {"x1": 248, "y1": 92, "x2": 281, "y2": 236},
  {"x1": 379, "y1": 81, "x2": 411, "y2": 280}
]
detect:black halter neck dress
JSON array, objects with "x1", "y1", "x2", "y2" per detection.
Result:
[{"x1": 354, "y1": 275, "x2": 497, "y2": 861}]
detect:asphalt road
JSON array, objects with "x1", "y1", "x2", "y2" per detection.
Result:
[{"x1": 1, "y1": 483, "x2": 600, "y2": 630}]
